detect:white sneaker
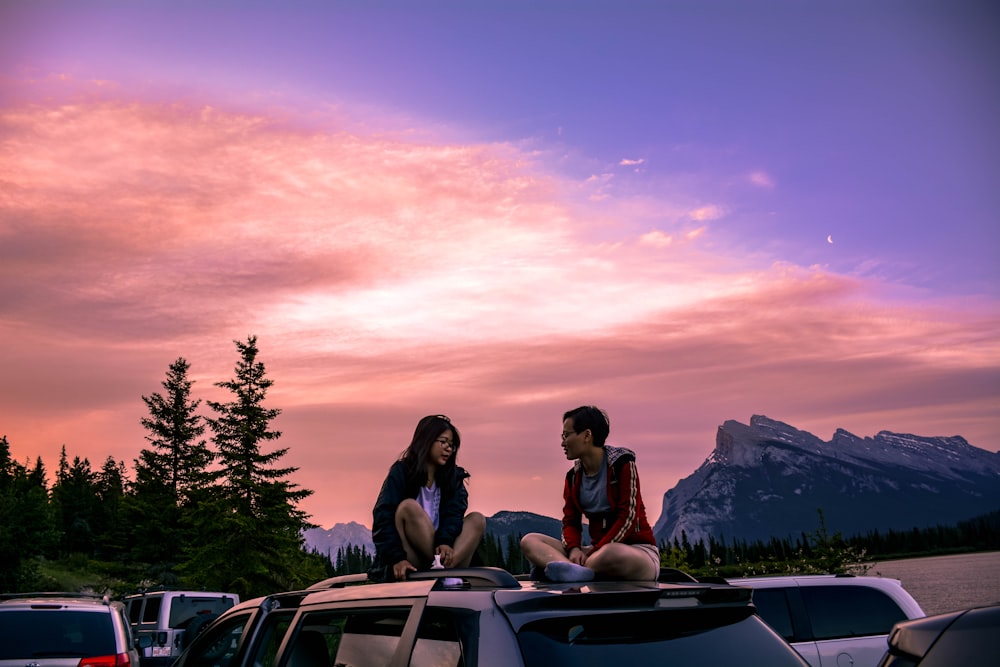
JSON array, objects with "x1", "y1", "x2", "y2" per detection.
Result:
[{"x1": 442, "y1": 577, "x2": 463, "y2": 587}]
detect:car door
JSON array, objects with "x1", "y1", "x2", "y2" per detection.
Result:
[
  {"x1": 749, "y1": 587, "x2": 822, "y2": 667},
  {"x1": 799, "y1": 586, "x2": 910, "y2": 667}
]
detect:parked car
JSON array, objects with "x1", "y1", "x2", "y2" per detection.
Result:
[
  {"x1": 123, "y1": 590, "x2": 239, "y2": 667},
  {"x1": 0, "y1": 591, "x2": 140, "y2": 667},
  {"x1": 877, "y1": 603, "x2": 1000, "y2": 666},
  {"x1": 727, "y1": 574, "x2": 925, "y2": 667},
  {"x1": 172, "y1": 567, "x2": 808, "y2": 667}
]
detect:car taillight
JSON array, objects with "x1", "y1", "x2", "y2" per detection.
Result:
[{"x1": 78, "y1": 653, "x2": 131, "y2": 667}]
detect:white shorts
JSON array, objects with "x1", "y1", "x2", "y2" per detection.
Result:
[{"x1": 631, "y1": 543, "x2": 661, "y2": 580}]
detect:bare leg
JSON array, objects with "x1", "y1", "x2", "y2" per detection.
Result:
[
  {"x1": 586, "y1": 542, "x2": 659, "y2": 580},
  {"x1": 395, "y1": 499, "x2": 436, "y2": 568},
  {"x1": 450, "y1": 512, "x2": 486, "y2": 567},
  {"x1": 520, "y1": 533, "x2": 568, "y2": 568}
]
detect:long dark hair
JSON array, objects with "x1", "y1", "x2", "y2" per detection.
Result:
[{"x1": 400, "y1": 414, "x2": 461, "y2": 487}]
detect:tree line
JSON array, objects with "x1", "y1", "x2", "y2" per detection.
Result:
[
  {"x1": 321, "y1": 508, "x2": 999, "y2": 580},
  {"x1": 1, "y1": 336, "x2": 328, "y2": 598}
]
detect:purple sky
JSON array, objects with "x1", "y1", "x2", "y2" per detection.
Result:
[{"x1": 1, "y1": 0, "x2": 998, "y2": 530}]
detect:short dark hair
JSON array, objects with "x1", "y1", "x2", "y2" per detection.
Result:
[{"x1": 563, "y1": 405, "x2": 610, "y2": 448}]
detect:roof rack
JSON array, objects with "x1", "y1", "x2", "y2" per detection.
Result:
[
  {"x1": 408, "y1": 567, "x2": 520, "y2": 589},
  {"x1": 307, "y1": 573, "x2": 369, "y2": 590},
  {"x1": 308, "y1": 567, "x2": 522, "y2": 591}
]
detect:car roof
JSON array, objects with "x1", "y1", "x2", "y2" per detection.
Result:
[
  {"x1": 0, "y1": 592, "x2": 117, "y2": 610},
  {"x1": 124, "y1": 590, "x2": 236, "y2": 598},
  {"x1": 226, "y1": 567, "x2": 754, "y2": 620},
  {"x1": 727, "y1": 574, "x2": 905, "y2": 588}
]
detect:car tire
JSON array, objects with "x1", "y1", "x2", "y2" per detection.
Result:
[{"x1": 183, "y1": 613, "x2": 219, "y2": 648}]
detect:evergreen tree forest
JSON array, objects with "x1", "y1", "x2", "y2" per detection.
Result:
[{"x1": 1, "y1": 336, "x2": 327, "y2": 598}]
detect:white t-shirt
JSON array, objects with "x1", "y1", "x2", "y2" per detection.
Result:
[{"x1": 419, "y1": 481, "x2": 441, "y2": 530}]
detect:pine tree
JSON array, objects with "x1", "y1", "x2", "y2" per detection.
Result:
[
  {"x1": 129, "y1": 358, "x2": 212, "y2": 568},
  {"x1": 1, "y1": 437, "x2": 57, "y2": 591},
  {"x1": 92, "y1": 456, "x2": 128, "y2": 560},
  {"x1": 50, "y1": 447, "x2": 97, "y2": 556},
  {"x1": 182, "y1": 336, "x2": 321, "y2": 597},
  {"x1": 137, "y1": 358, "x2": 212, "y2": 501}
]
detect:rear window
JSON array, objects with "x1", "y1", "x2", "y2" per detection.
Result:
[
  {"x1": 516, "y1": 609, "x2": 806, "y2": 666},
  {"x1": 168, "y1": 596, "x2": 237, "y2": 629},
  {"x1": 0, "y1": 609, "x2": 115, "y2": 658},
  {"x1": 800, "y1": 585, "x2": 907, "y2": 640}
]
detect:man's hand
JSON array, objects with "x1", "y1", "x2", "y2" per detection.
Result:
[
  {"x1": 435, "y1": 544, "x2": 455, "y2": 567},
  {"x1": 568, "y1": 546, "x2": 588, "y2": 566},
  {"x1": 393, "y1": 559, "x2": 417, "y2": 581}
]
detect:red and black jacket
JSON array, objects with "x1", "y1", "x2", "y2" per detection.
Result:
[{"x1": 561, "y1": 446, "x2": 656, "y2": 553}]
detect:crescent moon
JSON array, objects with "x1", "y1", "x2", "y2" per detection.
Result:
[{"x1": 827, "y1": 235, "x2": 834, "y2": 244}]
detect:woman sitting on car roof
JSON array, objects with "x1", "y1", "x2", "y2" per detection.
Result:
[{"x1": 368, "y1": 414, "x2": 486, "y2": 582}]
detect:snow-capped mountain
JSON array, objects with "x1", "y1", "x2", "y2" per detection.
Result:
[
  {"x1": 303, "y1": 521, "x2": 375, "y2": 558},
  {"x1": 652, "y1": 415, "x2": 1000, "y2": 546}
]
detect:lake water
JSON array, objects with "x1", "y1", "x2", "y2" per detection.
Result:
[{"x1": 866, "y1": 550, "x2": 1000, "y2": 616}]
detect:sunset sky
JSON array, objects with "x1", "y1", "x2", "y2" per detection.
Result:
[{"x1": 2, "y1": 0, "x2": 998, "y2": 531}]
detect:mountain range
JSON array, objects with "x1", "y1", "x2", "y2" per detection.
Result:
[
  {"x1": 652, "y1": 415, "x2": 1000, "y2": 546},
  {"x1": 304, "y1": 415, "x2": 1000, "y2": 555}
]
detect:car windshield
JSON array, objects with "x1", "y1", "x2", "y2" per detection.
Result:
[
  {"x1": 168, "y1": 596, "x2": 236, "y2": 628},
  {"x1": 516, "y1": 609, "x2": 806, "y2": 667},
  {"x1": 0, "y1": 610, "x2": 115, "y2": 658}
]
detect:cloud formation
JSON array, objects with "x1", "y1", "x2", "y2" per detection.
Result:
[{"x1": 2, "y1": 88, "x2": 997, "y2": 528}]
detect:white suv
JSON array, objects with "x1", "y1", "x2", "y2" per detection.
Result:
[
  {"x1": 0, "y1": 592, "x2": 140, "y2": 667},
  {"x1": 727, "y1": 575, "x2": 925, "y2": 667},
  {"x1": 123, "y1": 590, "x2": 239, "y2": 667}
]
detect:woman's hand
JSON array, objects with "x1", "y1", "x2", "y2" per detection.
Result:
[
  {"x1": 435, "y1": 544, "x2": 455, "y2": 567},
  {"x1": 393, "y1": 559, "x2": 417, "y2": 581}
]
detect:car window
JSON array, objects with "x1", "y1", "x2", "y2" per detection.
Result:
[
  {"x1": 127, "y1": 599, "x2": 142, "y2": 624},
  {"x1": 800, "y1": 585, "x2": 907, "y2": 640},
  {"x1": 169, "y1": 596, "x2": 238, "y2": 628},
  {"x1": 291, "y1": 606, "x2": 412, "y2": 667},
  {"x1": 751, "y1": 588, "x2": 795, "y2": 640},
  {"x1": 0, "y1": 610, "x2": 115, "y2": 658},
  {"x1": 411, "y1": 607, "x2": 474, "y2": 667},
  {"x1": 184, "y1": 611, "x2": 253, "y2": 667},
  {"x1": 516, "y1": 609, "x2": 806, "y2": 667},
  {"x1": 141, "y1": 596, "x2": 162, "y2": 623},
  {"x1": 246, "y1": 609, "x2": 295, "y2": 667}
]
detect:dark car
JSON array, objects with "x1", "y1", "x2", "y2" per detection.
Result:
[
  {"x1": 877, "y1": 603, "x2": 1000, "y2": 666},
  {"x1": 173, "y1": 567, "x2": 808, "y2": 667}
]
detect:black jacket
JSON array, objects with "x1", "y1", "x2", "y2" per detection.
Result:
[{"x1": 368, "y1": 460, "x2": 470, "y2": 582}]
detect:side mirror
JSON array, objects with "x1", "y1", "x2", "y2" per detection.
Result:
[{"x1": 136, "y1": 635, "x2": 153, "y2": 649}]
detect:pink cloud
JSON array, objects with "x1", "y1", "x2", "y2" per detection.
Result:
[{"x1": 1, "y1": 89, "x2": 997, "y2": 529}]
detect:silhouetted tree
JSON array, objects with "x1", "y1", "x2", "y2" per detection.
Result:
[
  {"x1": 181, "y1": 336, "x2": 321, "y2": 597},
  {"x1": 128, "y1": 357, "x2": 212, "y2": 568}
]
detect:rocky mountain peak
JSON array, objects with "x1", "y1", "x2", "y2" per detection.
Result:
[{"x1": 654, "y1": 415, "x2": 999, "y2": 547}]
